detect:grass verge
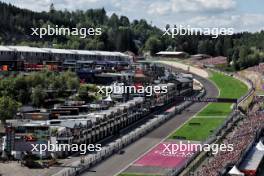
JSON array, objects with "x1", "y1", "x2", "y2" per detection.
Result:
[{"x1": 169, "y1": 71, "x2": 248, "y2": 141}]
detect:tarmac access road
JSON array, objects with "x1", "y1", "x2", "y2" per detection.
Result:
[{"x1": 81, "y1": 74, "x2": 218, "y2": 176}]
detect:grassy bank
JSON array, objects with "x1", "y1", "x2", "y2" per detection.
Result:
[{"x1": 170, "y1": 71, "x2": 248, "y2": 141}]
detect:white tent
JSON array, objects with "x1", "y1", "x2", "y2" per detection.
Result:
[
  {"x1": 256, "y1": 141, "x2": 264, "y2": 151},
  {"x1": 104, "y1": 95, "x2": 112, "y2": 102},
  {"x1": 228, "y1": 166, "x2": 245, "y2": 176}
]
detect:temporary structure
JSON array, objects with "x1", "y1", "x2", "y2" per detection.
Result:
[
  {"x1": 228, "y1": 166, "x2": 245, "y2": 176},
  {"x1": 104, "y1": 95, "x2": 113, "y2": 102},
  {"x1": 256, "y1": 141, "x2": 264, "y2": 151}
]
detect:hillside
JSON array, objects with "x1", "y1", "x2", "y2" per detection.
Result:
[
  {"x1": 0, "y1": 2, "x2": 164, "y2": 54},
  {"x1": 0, "y1": 1, "x2": 264, "y2": 70}
]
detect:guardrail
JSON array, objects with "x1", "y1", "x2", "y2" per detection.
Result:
[
  {"x1": 54, "y1": 65, "x2": 254, "y2": 176},
  {"x1": 52, "y1": 90, "x2": 206, "y2": 176},
  {"x1": 52, "y1": 66, "x2": 205, "y2": 176}
]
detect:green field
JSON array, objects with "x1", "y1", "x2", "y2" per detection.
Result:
[{"x1": 169, "y1": 71, "x2": 248, "y2": 141}]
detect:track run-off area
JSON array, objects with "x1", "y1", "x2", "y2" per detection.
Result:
[
  {"x1": 119, "y1": 61, "x2": 249, "y2": 176},
  {"x1": 170, "y1": 70, "x2": 248, "y2": 141}
]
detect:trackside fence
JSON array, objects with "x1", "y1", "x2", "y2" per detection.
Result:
[
  {"x1": 52, "y1": 65, "x2": 206, "y2": 176},
  {"x1": 164, "y1": 67, "x2": 255, "y2": 176}
]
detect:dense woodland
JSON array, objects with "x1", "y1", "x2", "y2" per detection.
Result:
[{"x1": 0, "y1": 2, "x2": 264, "y2": 70}]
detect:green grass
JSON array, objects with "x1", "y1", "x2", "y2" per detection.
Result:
[
  {"x1": 209, "y1": 71, "x2": 248, "y2": 98},
  {"x1": 171, "y1": 118, "x2": 226, "y2": 141},
  {"x1": 119, "y1": 71, "x2": 249, "y2": 176},
  {"x1": 169, "y1": 71, "x2": 248, "y2": 141}
]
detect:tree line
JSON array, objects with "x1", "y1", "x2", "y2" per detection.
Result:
[
  {"x1": 0, "y1": 70, "x2": 80, "y2": 122},
  {"x1": 0, "y1": 2, "x2": 264, "y2": 70}
]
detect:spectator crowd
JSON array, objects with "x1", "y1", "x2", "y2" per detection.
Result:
[{"x1": 197, "y1": 98, "x2": 264, "y2": 176}]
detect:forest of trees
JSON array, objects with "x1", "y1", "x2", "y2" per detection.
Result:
[
  {"x1": 0, "y1": 1, "x2": 163, "y2": 54},
  {"x1": 0, "y1": 1, "x2": 264, "y2": 70},
  {"x1": 0, "y1": 70, "x2": 81, "y2": 122}
]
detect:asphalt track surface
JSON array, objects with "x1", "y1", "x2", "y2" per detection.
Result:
[{"x1": 81, "y1": 74, "x2": 219, "y2": 176}]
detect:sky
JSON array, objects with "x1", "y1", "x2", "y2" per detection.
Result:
[{"x1": 2, "y1": 0, "x2": 264, "y2": 32}]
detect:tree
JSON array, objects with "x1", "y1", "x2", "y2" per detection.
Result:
[
  {"x1": 239, "y1": 46, "x2": 251, "y2": 60},
  {"x1": 116, "y1": 27, "x2": 136, "y2": 52},
  {"x1": 197, "y1": 40, "x2": 212, "y2": 54},
  {"x1": 120, "y1": 16, "x2": 130, "y2": 26},
  {"x1": 144, "y1": 36, "x2": 162, "y2": 55},
  {"x1": 108, "y1": 13, "x2": 119, "y2": 29},
  {"x1": 0, "y1": 96, "x2": 21, "y2": 123},
  {"x1": 215, "y1": 40, "x2": 223, "y2": 56},
  {"x1": 237, "y1": 46, "x2": 252, "y2": 69},
  {"x1": 76, "y1": 84, "x2": 99, "y2": 102},
  {"x1": 31, "y1": 86, "x2": 47, "y2": 107},
  {"x1": 77, "y1": 84, "x2": 89, "y2": 101},
  {"x1": 49, "y1": 3, "x2": 55, "y2": 13},
  {"x1": 63, "y1": 71, "x2": 80, "y2": 90},
  {"x1": 0, "y1": 77, "x2": 15, "y2": 98},
  {"x1": 231, "y1": 48, "x2": 240, "y2": 70},
  {"x1": 1, "y1": 0, "x2": 264, "y2": 70},
  {"x1": 223, "y1": 37, "x2": 233, "y2": 56},
  {"x1": 14, "y1": 75, "x2": 31, "y2": 104}
]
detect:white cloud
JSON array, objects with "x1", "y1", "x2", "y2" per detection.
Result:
[
  {"x1": 55, "y1": 0, "x2": 102, "y2": 10},
  {"x1": 6, "y1": 0, "x2": 52, "y2": 11},
  {"x1": 234, "y1": 14, "x2": 264, "y2": 32},
  {"x1": 5, "y1": 0, "x2": 103, "y2": 11},
  {"x1": 197, "y1": 0, "x2": 236, "y2": 10},
  {"x1": 177, "y1": 14, "x2": 264, "y2": 32},
  {"x1": 2, "y1": 0, "x2": 264, "y2": 32},
  {"x1": 148, "y1": 0, "x2": 236, "y2": 15},
  {"x1": 148, "y1": 1, "x2": 171, "y2": 15}
]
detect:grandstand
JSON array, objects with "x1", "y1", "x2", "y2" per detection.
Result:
[
  {"x1": 196, "y1": 108, "x2": 264, "y2": 176},
  {"x1": 240, "y1": 141, "x2": 264, "y2": 176},
  {"x1": 0, "y1": 46, "x2": 132, "y2": 71}
]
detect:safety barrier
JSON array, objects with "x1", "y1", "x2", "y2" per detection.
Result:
[
  {"x1": 166, "y1": 67, "x2": 255, "y2": 176},
  {"x1": 52, "y1": 68, "x2": 206, "y2": 176},
  {"x1": 56, "y1": 65, "x2": 256, "y2": 176}
]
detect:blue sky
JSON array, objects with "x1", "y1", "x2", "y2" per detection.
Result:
[{"x1": 2, "y1": 0, "x2": 264, "y2": 32}]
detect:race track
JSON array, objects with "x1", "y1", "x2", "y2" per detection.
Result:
[{"x1": 82, "y1": 73, "x2": 218, "y2": 176}]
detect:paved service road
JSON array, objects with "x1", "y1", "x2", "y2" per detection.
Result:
[{"x1": 81, "y1": 74, "x2": 219, "y2": 176}]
